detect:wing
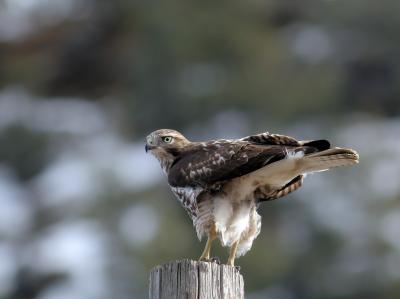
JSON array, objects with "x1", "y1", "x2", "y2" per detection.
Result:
[
  {"x1": 168, "y1": 132, "x2": 323, "y2": 188},
  {"x1": 168, "y1": 132, "x2": 331, "y2": 188},
  {"x1": 241, "y1": 132, "x2": 330, "y2": 150},
  {"x1": 241, "y1": 132, "x2": 300, "y2": 146},
  {"x1": 167, "y1": 141, "x2": 286, "y2": 187}
]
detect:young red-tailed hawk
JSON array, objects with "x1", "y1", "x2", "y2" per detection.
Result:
[{"x1": 145, "y1": 129, "x2": 359, "y2": 266}]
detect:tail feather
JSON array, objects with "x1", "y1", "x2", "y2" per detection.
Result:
[
  {"x1": 238, "y1": 145, "x2": 358, "y2": 189},
  {"x1": 301, "y1": 147, "x2": 359, "y2": 173}
]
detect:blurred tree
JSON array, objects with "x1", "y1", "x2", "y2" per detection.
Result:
[{"x1": 0, "y1": 126, "x2": 48, "y2": 181}]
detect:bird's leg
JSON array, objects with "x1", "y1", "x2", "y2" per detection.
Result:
[
  {"x1": 227, "y1": 240, "x2": 240, "y2": 267},
  {"x1": 199, "y1": 225, "x2": 217, "y2": 261},
  {"x1": 199, "y1": 236, "x2": 214, "y2": 261}
]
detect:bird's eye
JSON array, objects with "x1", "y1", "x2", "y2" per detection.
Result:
[{"x1": 162, "y1": 136, "x2": 173, "y2": 143}]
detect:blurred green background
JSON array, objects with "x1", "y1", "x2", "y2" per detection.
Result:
[{"x1": 0, "y1": 0, "x2": 400, "y2": 298}]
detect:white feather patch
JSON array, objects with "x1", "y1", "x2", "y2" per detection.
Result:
[
  {"x1": 236, "y1": 209, "x2": 261, "y2": 257},
  {"x1": 213, "y1": 196, "x2": 233, "y2": 244},
  {"x1": 221, "y1": 203, "x2": 251, "y2": 247},
  {"x1": 285, "y1": 148, "x2": 304, "y2": 159},
  {"x1": 213, "y1": 196, "x2": 257, "y2": 250}
]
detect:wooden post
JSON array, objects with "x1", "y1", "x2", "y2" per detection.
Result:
[{"x1": 149, "y1": 259, "x2": 244, "y2": 299}]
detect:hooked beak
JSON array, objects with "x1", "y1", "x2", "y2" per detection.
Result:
[{"x1": 145, "y1": 144, "x2": 156, "y2": 153}]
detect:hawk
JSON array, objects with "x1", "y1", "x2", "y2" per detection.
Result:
[{"x1": 145, "y1": 129, "x2": 359, "y2": 266}]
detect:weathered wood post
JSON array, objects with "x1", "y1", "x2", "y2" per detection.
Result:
[{"x1": 149, "y1": 259, "x2": 244, "y2": 299}]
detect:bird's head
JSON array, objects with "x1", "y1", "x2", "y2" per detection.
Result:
[{"x1": 145, "y1": 129, "x2": 190, "y2": 169}]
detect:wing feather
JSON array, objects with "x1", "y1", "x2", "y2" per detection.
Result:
[
  {"x1": 255, "y1": 175, "x2": 304, "y2": 201},
  {"x1": 241, "y1": 132, "x2": 300, "y2": 146},
  {"x1": 168, "y1": 140, "x2": 286, "y2": 187},
  {"x1": 170, "y1": 186, "x2": 203, "y2": 219},
  {"x1": 168, "y1": 132, "x2": 330, "y2": 188}
]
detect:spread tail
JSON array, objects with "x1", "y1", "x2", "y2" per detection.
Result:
[{"x1": 301, "y1": 147, "x2": 359, "y2": 173}]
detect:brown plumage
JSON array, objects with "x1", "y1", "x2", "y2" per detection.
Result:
[{"x1": 145, "y1": 129, "x2": 359, "y2": 266}]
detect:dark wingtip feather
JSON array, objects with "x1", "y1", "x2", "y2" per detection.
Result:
[{"x1": 301, "y1": 140, "x2": 331, "y2": 151}]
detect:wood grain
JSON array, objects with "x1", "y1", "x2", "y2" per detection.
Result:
[{"x1": 149, "y1": 259, "x2": 244, "y2": 299}]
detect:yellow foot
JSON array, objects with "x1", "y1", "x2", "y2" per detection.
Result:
[
  {"x1": 227, "y1": 259, "x2": 235, "y2": 267},
  {"x1": 199, "y1": 227, "x2": 217, "y2": 262},
  {"x1": 199, "y1": 235, "x2": 215, "y2": 261},
  {"x1": 227, "y1": 240, "x2": 239, "y2": 267}
]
